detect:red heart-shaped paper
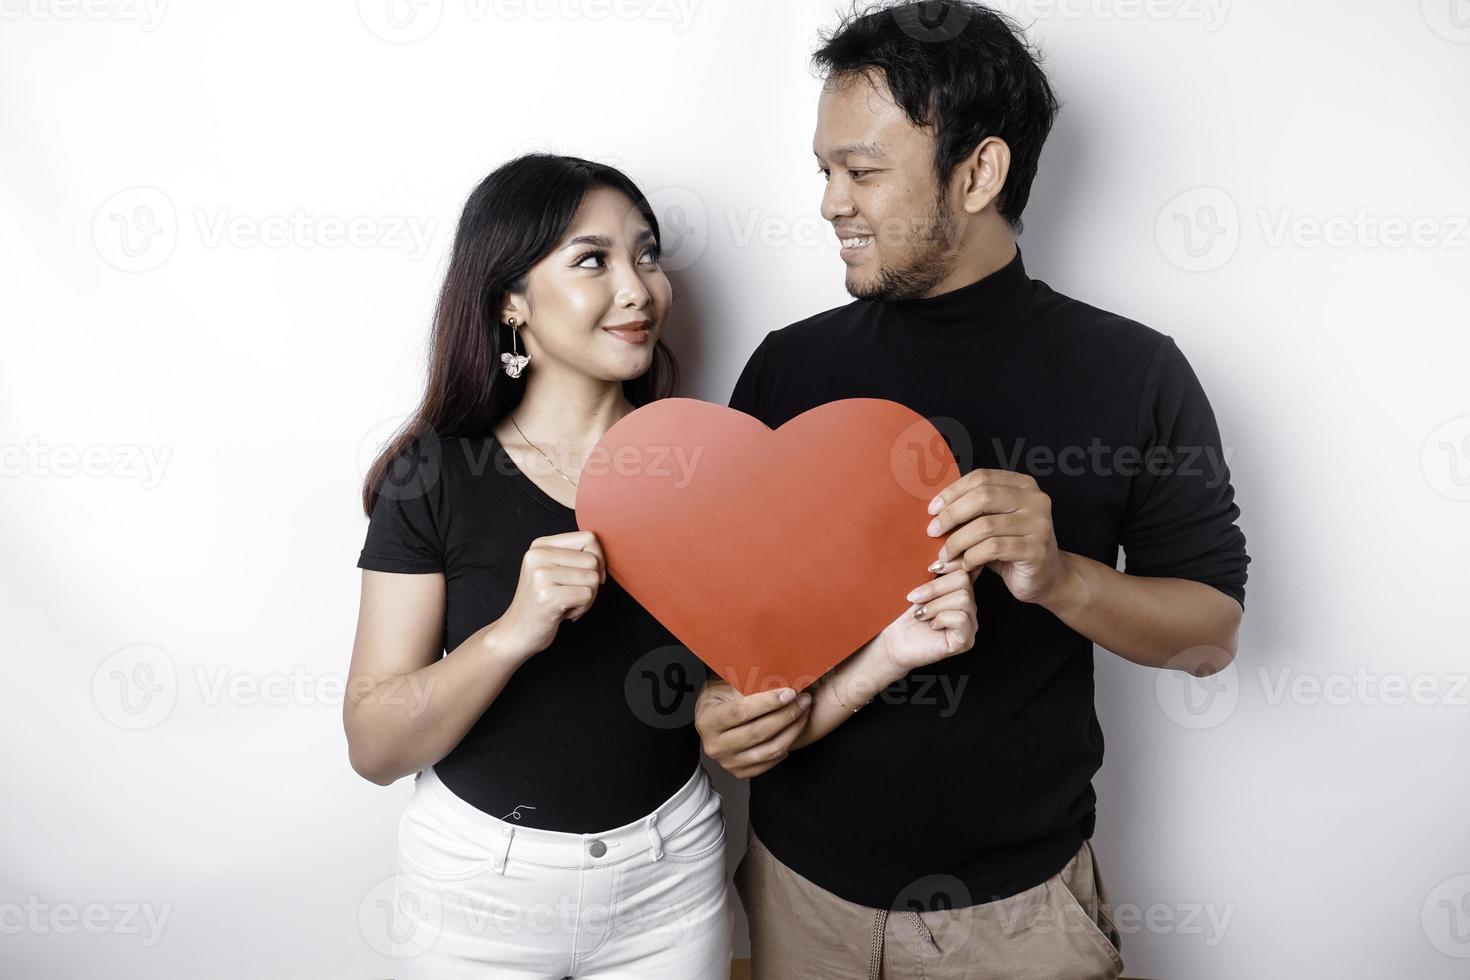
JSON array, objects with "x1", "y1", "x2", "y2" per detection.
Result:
[{"x1": 576, "y1": 397, "x2": 960, "y2": 695}]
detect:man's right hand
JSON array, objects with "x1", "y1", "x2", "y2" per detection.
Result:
[{"x1": 694, "y1": 678, "x2": 812, "y2": 779}]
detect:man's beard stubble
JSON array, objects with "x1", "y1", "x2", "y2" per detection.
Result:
[{"x1": 845, "y1": 192, "x2": 957, "y2": 302}]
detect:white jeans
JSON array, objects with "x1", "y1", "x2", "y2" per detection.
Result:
[{"x1": 392, "y1": 762, "x2": 734, "y2": 979}]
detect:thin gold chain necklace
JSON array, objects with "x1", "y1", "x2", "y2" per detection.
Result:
[{"x1": 509, "y1": 414, "x2": 579, "y2": 489}]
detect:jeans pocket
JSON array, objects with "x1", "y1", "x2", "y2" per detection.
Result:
[
  {"x1": 1048, "y1": 873, "x2": 1124, "y2": 975},
  {"x1": 1086, "y1": 843, "x2": 1123, "y2": 955},
  {"x1": 397, "y1": 802, "x2": 500, "y2": 881},
  {"x1": 659, "y1": 801, "x2": 727, "y2": 862}
]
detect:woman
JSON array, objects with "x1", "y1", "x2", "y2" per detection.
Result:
[{"x1": 345, "y1": 153, "x2": 979, "y2": 979}]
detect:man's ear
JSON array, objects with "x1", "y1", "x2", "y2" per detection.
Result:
[{"x1": 956, "y1": 136, "x2": 1011, "y2": 216}]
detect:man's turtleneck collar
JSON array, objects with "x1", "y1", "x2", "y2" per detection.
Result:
[{"x1": 880, "y1": 245, "x2": 1034, "y2": 339}]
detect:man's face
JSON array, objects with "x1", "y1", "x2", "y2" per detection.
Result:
[{"x1": 814, "y1": 69, "x2": 957, "y2": 301}]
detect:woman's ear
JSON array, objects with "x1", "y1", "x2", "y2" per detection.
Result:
[{"x1": 498, "y1": 293, "x2": 526, "y2": 328}]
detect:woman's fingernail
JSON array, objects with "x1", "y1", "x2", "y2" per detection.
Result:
[
  {"x1": 777, "y1": 688, "x2": 795, "y2": 703},
  {"x1": 928, "y1": 496, "x2": 943, "y2": 515},
  {"x1": 926, "y1": 518, "x2": 941, "y2": 536},
  {"x1": 797, "y1": 692, "x2": 812, "y2": 709},
  {"x1": 907, "y1": 587, "x2": 925, "y2": 602},
  {"x1": 927, "y1": 560, "x2": 945, "y2": 573},
  {"x1": 913, "y1": 605, "x2": 927, "y2": 619}
]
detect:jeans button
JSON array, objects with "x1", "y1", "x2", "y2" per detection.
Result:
[{"x1": 589, "y1": 839, "x2": 607, "y2": 858}]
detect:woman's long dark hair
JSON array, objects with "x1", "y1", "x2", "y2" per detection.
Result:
[{"x1": 361, "y1": 154, "x2": 680, "y2": 516}]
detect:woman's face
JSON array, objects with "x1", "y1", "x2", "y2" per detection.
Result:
[{"x1": 507, "y1": 186, "x2": 671, "y2": 383}]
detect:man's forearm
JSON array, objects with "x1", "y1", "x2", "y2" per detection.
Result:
[{"x1": 1038, "y1": 551, "x2": 1242, "y2": 675}]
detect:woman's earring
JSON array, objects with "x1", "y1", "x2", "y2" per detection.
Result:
[{"x1": 501, "y1": 319, "x2": 530, "y2": 378}]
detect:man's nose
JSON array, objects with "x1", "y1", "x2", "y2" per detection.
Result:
[{"x1": 821, "y1": 176, "x2": 854, "y2": 222}]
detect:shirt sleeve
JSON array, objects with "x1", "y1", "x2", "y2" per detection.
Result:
[
  {"x1": 356, "y1": 440, "x2": 447, "y2": 574},
  {"x1": 1119, "y1": 336, "x2": 1250, "y2": 609},
  {"x1": 728, "y1": 332, "x2": 771, "y2": 422}
]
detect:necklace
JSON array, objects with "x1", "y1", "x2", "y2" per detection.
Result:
[{"x1": 509, "y1": 414, "x2": 579, "y2": 489}]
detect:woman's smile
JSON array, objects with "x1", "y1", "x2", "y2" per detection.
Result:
[{"x1": 601, "y1": 317, "x2": 653, "y2": 344}]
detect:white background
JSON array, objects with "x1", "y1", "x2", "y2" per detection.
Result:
[{"x1": 3, "y1": 1, "x2": 1469, "y2": 977}]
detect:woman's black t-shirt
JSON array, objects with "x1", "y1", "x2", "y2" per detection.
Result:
[{"x1": 356, "y1": 431, "x2": 703, "y2": 833}]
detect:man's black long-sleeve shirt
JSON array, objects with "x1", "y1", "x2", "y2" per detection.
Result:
[{"x1": 727, "y1": 246, "x2": 1249, "y2": 911}]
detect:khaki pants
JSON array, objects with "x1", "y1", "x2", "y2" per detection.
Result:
[{"x1": 735, "y1": 829, "x2": 1124, "y2": 980}]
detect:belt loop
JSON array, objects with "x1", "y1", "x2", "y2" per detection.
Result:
[
  {"x1": 645, "y1": 812, "x2": 663, "y2": 862},
  {"x1": 490, "y1": 825, "x2": 514, "y2": 875}
]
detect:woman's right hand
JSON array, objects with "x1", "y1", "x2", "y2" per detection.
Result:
[{"x1": 493, "y1": 530, "x2": 606, "y2": 661}]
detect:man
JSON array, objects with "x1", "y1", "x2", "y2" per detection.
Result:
[{"x1": 695, "y1": 3, "x2": 1250, "y2": 977}]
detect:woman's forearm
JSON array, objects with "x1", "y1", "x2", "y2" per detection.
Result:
[
  {"x1": 346, "y1": 622, "x2": 531, "y2": 785},
  {"x1": 790, "y1": 636, "x2": 905, "y2": 750}
]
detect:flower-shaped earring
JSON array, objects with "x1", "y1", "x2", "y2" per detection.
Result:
[{"x1": 501, "y1": 318, "x2": 530, "y2": 378}]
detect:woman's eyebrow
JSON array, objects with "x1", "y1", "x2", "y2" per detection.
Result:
[
  {"x1": 562, "y1": 228, "x2": 655, "y2": 250},
  {"x1": 563, "y1": 233, "x2": 613, "y2": 249}
]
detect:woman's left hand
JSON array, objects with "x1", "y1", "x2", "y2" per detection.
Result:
[{"x1": 877, "y1": 569, "x2": 979, "y2": 675}]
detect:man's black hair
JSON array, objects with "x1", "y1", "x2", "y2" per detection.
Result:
[{"x1": 813, "y1": 0, "x2": 1061, "y2": 233}]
